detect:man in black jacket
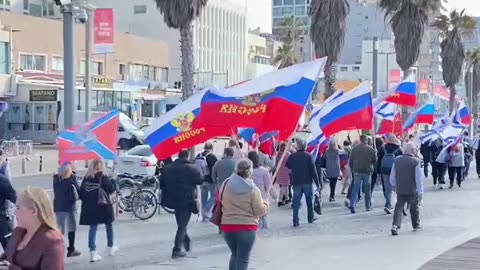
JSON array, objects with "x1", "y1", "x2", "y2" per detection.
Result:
[
  {"x1": 0, "y1": 173, "x2": 16, "y2": 250},
  {"x1": 286, "y1": 140, "x2": 321, "y2": 227},
  {"x1": 160, "y1": 149, "x2": 203, "y2": 259}
]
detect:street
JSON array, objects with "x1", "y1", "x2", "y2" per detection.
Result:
[{"x1": 10, "y1": 167, "x2": 480, "y2": 270}]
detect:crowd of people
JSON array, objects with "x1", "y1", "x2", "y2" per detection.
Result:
[{"x1": 0, "y1": 130, "x2": 476, "y2": 270}]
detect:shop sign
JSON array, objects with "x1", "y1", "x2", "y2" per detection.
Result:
[
  {"x1": 92, "y1": 76, "x2": 113, "y2": 88},
  {"x1": 29, "y1": 90, "x2": 58, "y2": 102}
]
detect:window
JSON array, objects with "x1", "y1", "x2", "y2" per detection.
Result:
[
  {"x1": 273, "y1": 0, "x2": 282, "y2": 5},
  {"x1": 295, "y1": 6, "x2": 305, "y2": 15},
  {"x1": 352, "y1": 66, "x2": 360, "y2": 71},
  {"x1": 48, "y1": 2, "x2": 54, "y2": 16},
  {"x1": 297, "y1": 16, "x2": 308, "y2": 25},
  {"x1": 340, "y1": 66, "x2": 348, "y2": 72},
  {"x1": 156, "y1": 67, "x2": 168, "y2": 82},
  {"x1": 119, "y1": 64, "x2": 126, "y2": 77},
  {"x1": 92, "y1": 61, "x2": 103, "y2": 75},
  {"x1": 283, "y1": 7, "x2": 293, "y2": 15},
  {"x1": 273, "y1": 18, "x2": 283, "y2": 26},
  {"x1": 0, "y1": 0, "x2": 10, "y2": 10},
  {"x1": 273, "y1": 7, "x2": 282, "y2": 16},
  {"x1": 29, "y1": 3, "x2": 42, "y2": 17},
  {"x1": 133, "y1": 5, "x2": 146, "y2": 14},
  {"x1": 23, "y1": 0, "x2": 28, "y2": 10},
  {"x1": 51, "y1": 56, "x2": 63, "y2": 71},
  {"x1": 20, "y1": 54, "x2": 46, "y2": 71},
  {"x1": 283, "y1": 0, "x2": 293, "y2": 4},
  {"x1": 295, "y1": 0, "x2": 305, "y2": 4},
  {"x1": 0, "y1": 42, "x2": 9, "y2": 74}
]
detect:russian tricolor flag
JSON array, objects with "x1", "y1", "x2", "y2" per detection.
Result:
[
  {"x1": 384, "y1": 74, "x2": 417, "y2": 107},
  {"x1": 307, "y1": 132, "x2": 329, "y2": 162},
  {"x1": 309, "y1": 89, "x2": 344, "y2": 123},
  {"x1": 318, "y1": 81, "x2": 373, "y2": 137},
  {"x1": 453, "y1": 101, "x2": 472, "y2": 126},
  {"x1": 144, "y1": 90, "x2": 232, "y2": 160},
  {"x1": 402, "y1": 101, "x2": 434, "y2": 131},
  {"x1": 193, "y1": 58, "x2": 327, "y2": 141}
]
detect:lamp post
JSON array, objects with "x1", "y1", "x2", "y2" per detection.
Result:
[{"x1": 60, "y1": 4, "x2": 76, "y2": 129}]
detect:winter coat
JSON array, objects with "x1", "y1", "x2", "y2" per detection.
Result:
[
  {"x1": 211, "y1": 156, "x2": 237, "y2": 189},
  {"x1": 274, "y1": 151, "x2": 291, "y2": 186},
  {"x1": 79, "y1": 172, "x2": 116, "y2": 225},
  {"x1": 324, "y1": 149, "x2": 341, "y2": 179},
  {"x1": 286, "y1": 150, "x2": 321, "y2": 187},
  {"x1": 160, "y1": 158, "x2": 203, "y2": 210},
  {"x1": 251, "y1": 167, "x2": 272, "y2": 199},
  {"x1": 53, "y1": 174, "x2": 80, "y2": 212}
]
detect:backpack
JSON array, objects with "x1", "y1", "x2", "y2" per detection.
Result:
[
  {"x1": 380, "y1": 146, "x2": 399, "y2": 174},
  {"x1": 194, "y1": 153, "x2": 210, "y2": 179}
]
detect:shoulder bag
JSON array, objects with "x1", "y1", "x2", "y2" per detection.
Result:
[{"x1": 210, "y1": 179, "x2": 230, "y2": 226}]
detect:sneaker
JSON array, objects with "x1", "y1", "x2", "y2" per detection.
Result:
[
  {"x1": 171, "y1": 249, "x2": 187, "y2": 259},
  {"x1": 391, "y1": 225, "x2": 399, "y2": 236},
  {"x1": 384, "y1": 207, "x2": 393, "y2": 214},
  {"x1": 413, "y1": 226, "x2": 423, "y2": 232},
  {"x1": 344, "y1": 201, "x2": 350, "y2": 208},
  {"x1": 439, "y1": 184, "x2": 444, "y2": 190},
  {"x1": 89, "y1": 251, "x2": 102, "y2": 262},
  {"x1": 349, "y1": 207, "x2": 356, "y2": 214},
  {"x1": 449, "y1": 184, "x2": 453, "y2": 189},
  {"x1": 366, "y1": 208, "x2": 372, "y2": 212},
  {"x1": 308, "y1": 217, "x2": 317, "y2": 224},
  {"x1": 67, "y1": 249, "x2": 81, "y2": 257},
  {"x1": 329, "y1": 197, "x2": 335, "y2": 202},
  {"x1": 434, "y1": 184, "x2": 438, "y2": 189},
  {"x1": 108, "y1": 246, "x2": 119, "y2": 256}
]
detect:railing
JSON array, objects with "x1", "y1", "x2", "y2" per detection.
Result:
[{"x1": 0, "y1": 140, "x2": 33, "y2": 157}]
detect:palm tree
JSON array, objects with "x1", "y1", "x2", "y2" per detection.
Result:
[
  {"x1": 277, "y1": 16, "x2": 304, "y2": 47},
  {"x1": 153, "y1": 0, "x2": 208, "y2": 100},
  {"x1": 309, "y1": 0, "x2": 350, "y2": 99},
  {"x1": 433, "y1": 9, "x2": 476, "y2": 113},
  {"x1": 273, "y1": 44, "x2": 298, "y2": 69},
  {"x1": 379, "y1": 0, "x2": 444, "y2": 78},
  {"x1": 465, "y1": 48, "x2": 480, "y2": 126}
]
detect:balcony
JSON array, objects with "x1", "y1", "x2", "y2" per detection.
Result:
[{"x1": 0, "y1": 74, "x2": 17, "y2": 98}]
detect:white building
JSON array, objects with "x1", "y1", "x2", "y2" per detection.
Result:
[
  {"x1": 43, "y1": 0, "x2": 249, "y2": 88},
  {"x1": 246, "y1": 31, "x2": 282, "y2": 79}
]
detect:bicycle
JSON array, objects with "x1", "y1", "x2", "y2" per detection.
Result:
[{"x1": 130, "y1": 177, "x2": 159, "y2": 220}]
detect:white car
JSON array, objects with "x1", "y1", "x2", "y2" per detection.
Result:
[{"x1": 115, "y1": 145, "x2": 158, "y2": 176}]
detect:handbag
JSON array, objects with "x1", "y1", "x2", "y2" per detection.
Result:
[
  {"x1": 210, "y1": 179, "x2": 230, "y2": 226},
  {"x1": 97, "y1": 174, "x2": 116, "y2": 206},
  {"x1": 191, "y1": 188, "x2": 200, "y2": 215}
]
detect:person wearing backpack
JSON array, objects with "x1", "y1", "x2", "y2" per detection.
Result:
[
  {"x1": 195, "y1": 143, "x2": 218, "y2": 222},
  {"x1": 378, "y1": 135, "x2": 402, "y2": 214}
]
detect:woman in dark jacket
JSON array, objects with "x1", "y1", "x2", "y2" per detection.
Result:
[
  {"x1": 53, "y1": 161, "x2": 81, "y2": 257},
  {"x1": 79, "y1": 159, "x2": 117, "y2": 263}
]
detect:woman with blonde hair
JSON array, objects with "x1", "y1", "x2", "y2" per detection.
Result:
[
  {"x1": 79, "y1": 159, "x2": 117, "y2": 262},
  {"x1": 1, "y1": 187, "x2": 64, "y2": 269},
  {"x1": 53, "y1": 161, "x2": 81, "y2": 257}
]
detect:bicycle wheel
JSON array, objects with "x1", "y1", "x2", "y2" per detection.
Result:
[
  {"x1": 132, "y1": 189, "x2": 158, "y2": 220},
  {"x1": 118, "y1": 182, "x2": 135, "y2": 213}
]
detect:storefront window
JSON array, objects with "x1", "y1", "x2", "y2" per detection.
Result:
[
  {"x1": 121, "y1": 92, "x2": 130, "y2": 114},
  {"x1": 142, "y1": 100, "x2": 153, "y2": 118},
  {"x1": 103, "y1": 91, "x2": 113, "y2": 109},
  {"x1": 114, "y1": 91, "x2": 122, "y2": 109},
  {"x1": 96, "y1": 91, "x2": 105, "y2": 110}
]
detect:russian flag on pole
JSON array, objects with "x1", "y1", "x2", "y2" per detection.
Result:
[
  {"x1": 453, "y1": 101, "x2": 472, "y2": 126},
  {"x1": 384, "y1": 73, "x2": 417, "y2": 107},
  {"x1": 402, "y1": 102, "x2": 434, "y2": 131},
  {"x1": 57, "y1": 110, "x2": 119, "y2": 163},
  {"x1": 193, "y1": 58, "x2": 327, "y2": 141},
  {"x1": 144, "y1": 90, "x2": 232, "y2": 160},
  {"x1": 309, "y1": 89, "x2": 344, "y2": 123},
  {"x1": 318, "y1": 81, "x2": 373, "y2": 137}
]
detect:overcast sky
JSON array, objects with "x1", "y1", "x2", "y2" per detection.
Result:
[{"x1": 445, "y1": 0, "x2": 480, "y2": 16}]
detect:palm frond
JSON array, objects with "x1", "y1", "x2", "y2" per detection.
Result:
[{"x1": 153, "y1": 0, "x2": 208, "y2": 29}]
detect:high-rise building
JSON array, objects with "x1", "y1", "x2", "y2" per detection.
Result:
[{"x1": 271, "y1": 0, "x2": 391, "y2": 64}]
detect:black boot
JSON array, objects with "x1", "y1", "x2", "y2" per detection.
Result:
[
  {"x1": 172, "y1": 248, "x2": 187, "y2": 259},
  {"x1": 66, "y1": 232, "x2": 81, "y2": 257},
  {"x1": 183, "y1": 237, "x2": 191, "y2": 252}
]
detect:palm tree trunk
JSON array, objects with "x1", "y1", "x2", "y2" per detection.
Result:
[
  {"x1": 449, "y1": 85, "x2": 456, "y2": 114},
  {"x1": 323, "y1": 61, "x2": 336, "y2": 99},
  {"x1": 180, "y1": 23, "x2": 195, "y2": 101}
]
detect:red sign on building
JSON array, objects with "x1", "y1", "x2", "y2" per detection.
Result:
[{"x1": 94, "y1": 8, "x2": 114, "y2": 54}]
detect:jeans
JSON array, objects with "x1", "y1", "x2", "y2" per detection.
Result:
[
  {"x1": 382, "y1": 174, "x2": 393, "y2": 208},
  {"x1": 448, "y1": 166, "x2": 463, "y2": 186},
  {"x1": 350, "y1": 173, "x2": 372, "y2": 211},
  {"x1": 476, "y1": 154, "x2": 480, "y2": 176},
  {"x1": 201, "y1": 183, "x2": 215, "y2": 218},
  {"x1": 423, "y1": 159, "x2": 429, "y2": 178},
  {"x1": 259, "y1": 215, "x2": 268, "y2": 229},
  {"x1": 392, "y1": 194, "x2": 420, "y2": 229},
  {"x1": 292, "y1": 184, "x2": 314, "y2": 224},
  {"x1": 328, "y1": 178, "x2": 338, "y2": 199},
  {"x1": 223, "y1": 231, "x2": 256, "y2": 270},
  {"x1": 89, "y1": 223, "x2": 114, "y2": 252},
  {"x1": 174, "y1": 209, "x2": 191, "y2": 251},
  {"x1": 464, "y1": 158, "x2": 471, "y2": 178}
]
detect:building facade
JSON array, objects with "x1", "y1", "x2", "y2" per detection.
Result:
[
  {"x1": 246, "y1": 31, "x2": 280, "y2": 79},
  {"x1": 0, "y1": 11, "x2": 171, "y2": 142},
  {"x1": 87, "y1": 0, "x2": 247, "y2": 88}
]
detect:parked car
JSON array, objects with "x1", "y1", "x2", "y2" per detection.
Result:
[{"x1": 115, "y1": 145, "x2": 158, "y2": 176}]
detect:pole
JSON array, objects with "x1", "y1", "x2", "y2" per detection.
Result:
[
  {"x1": 62, "y1": 5, "x2": 76, "y2": 129},
  {"x1": 372, "y1": 37, "x2": 378, "y2": 98},
  {"x1": 385, "y1": 54, "x2": 389, "y2": 91},
  {"x1": 85, "y1": 9, "x2": 92, "y2": 122},
  {"x1": 470, "y1": 66, "x2": 474, "y2": 135}
]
